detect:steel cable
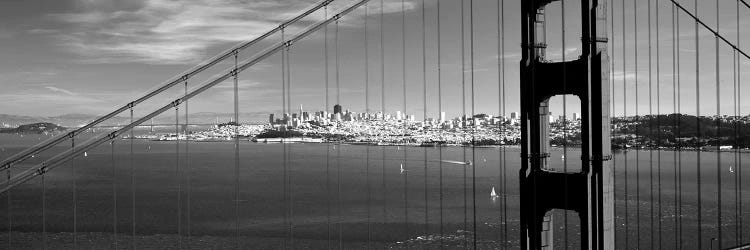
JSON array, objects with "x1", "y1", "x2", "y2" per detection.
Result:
[{"x1": 175, "y1": 103, "x2": 181, "y2": 249}]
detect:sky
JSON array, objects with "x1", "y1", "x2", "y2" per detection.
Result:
[{"x1": 0, "y1": 0, "x2": 749, "y2": 121}]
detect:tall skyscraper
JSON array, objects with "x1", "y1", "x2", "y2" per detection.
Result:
[
  {"x1": 269, "y1": 114, "x2": 274, "y2": 124},
  {"x1": 334, "y1": 104, "x2": 342, "y2": 114},
  {"x1": 440, "y1": 112, "x2": 446, "y2": 123}
]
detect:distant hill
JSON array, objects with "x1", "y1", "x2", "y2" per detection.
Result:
[
  {"x1": 0, "y1": 112, "x2": 269, "y2": 128},
  {"x1": 0, "y1": 122, "x2": 67, "y2": 134}
]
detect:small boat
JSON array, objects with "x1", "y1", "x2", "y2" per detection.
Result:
[
  {"x1": 730, "y1": 165, "x2": 734, "y2": 174},
  {"x1": 84, "y1": 152, "x2": 88, "y2": 157},
  {"x1": 400, "y1": 163, "x2": 406, "y2": 174},
  {"x1": 491, "y1": 187, "x2": 499, "y2": 198},
  {"x1": 561, "y1": 155, "x2": 566, "y2": 160}
]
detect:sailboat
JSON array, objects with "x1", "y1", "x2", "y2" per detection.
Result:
[
  {"x1": 491, "y1": 186, "x2": 499, "y2": 198},
  {"x1": 730, "y1": 165, "x2": 734, "y2": 174},
  {"x1": 561, "y1": 154, "x2": 566, "y2": 160},
  {"x1": 400, "y1": 163, "x2": 406, "y2": 174},
  {"x1": 84, "y1": 152, "x2": 88, "y2": 157}
]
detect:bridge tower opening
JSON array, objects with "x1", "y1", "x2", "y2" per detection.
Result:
[{"x1": 519, "y1": 0, "x2": 612, "y2": 249}]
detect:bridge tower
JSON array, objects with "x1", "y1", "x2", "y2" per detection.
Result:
[{"x1": 519, "y1": 0, "x2": 612, "y2": 249}]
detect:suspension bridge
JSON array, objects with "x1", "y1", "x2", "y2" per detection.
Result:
[{"x1": 0, "y1": 0, "x2": 749, "y2": 249}]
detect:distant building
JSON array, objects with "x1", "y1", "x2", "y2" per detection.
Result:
[
  {"x1": 572, "y1": 112, "x2": 579, "y2": 121},
  {"x1": 269, "y1": 114, "x2": 275, "y2": 124},
  {"x1": 334, "y1": 104, "x2": 342, "y2": 114},
  {"x1": 440, "y1": 112, "x2": 446, "y2": 123},
  {"x1": 510, "y1": 112, "x2": 519, "y2": 120},
  {"x1": 396, "y1": 111, "x2": 403, "y2": 120}
]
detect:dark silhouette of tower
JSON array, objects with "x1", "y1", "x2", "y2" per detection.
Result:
[
  {"x1": 519, "y1": 0, "x2": 613, "y2": 249},
  {"x1": 333, "y1": 104, "x2": 342, "y2": 114}
]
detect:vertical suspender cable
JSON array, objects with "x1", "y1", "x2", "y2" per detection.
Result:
[
  {"x1": 325, "y1": 6, "x2": 330, "y2": 115},
  {"x1": 715, "y1": 0, "x2": 722, "y2": 246},
  {"x1": 130, "y1": 107, "x2": 135, "y2": 250},
  {"x1": 621, "y1": 0, "x2": 628, "y2": 246},
  {"x1": 730, "y1": 2, "x2": 741, "y2": 245},
  {"x1": 437, "y1": 0, "x2": 444, "y2": 245},
  {"x1": 735, "y1": 0, "x2": 742, "y2": 243},
  {"x1": 671, "y1": 5, "x2": 679, "y2": 247},
  {"x1": 184, "y1": 80, "x2": 191, "y2": 248},
  {"x1": 647, "y1": 0, "x2": 655, "y2": 245},
  {"x1": 175, "y1": 101, "x2": 181, "y2": 249},
  {"x1": 561, "y1": 0, "x2": 569, "y2": 247},
  {"x1": 499, "y1": 0, "x2": 508, "y2": 247},
  {"x1": 287, "y1": 44, "x2": 294, "y2": 249},
  {"x1": 112, "y1": 139, "x2": 117, "y2": 249},
  {"x1": 655, "y1": 0, "x2": 663, "y2": 247},
  {"x1": 460, "y1": 0, "x2": 468, "y2": 246},
  {"x1": 363, "y1": 3, "x2": 371, "y2": 248},
  {"x1": 336, "y1": 17, "x2": 343, "y2": 250},
  {"x1": 323, "y1": 6, "x2": 332, "y2": 249},
  {"x1": 633, "y1": 0, "x2": 641, "y2": 245},
  {"x1": 420, "y1": 0, "x2": 428, "y2": 241},
  {"x1": 677, "y1": 6, "x2": 684, "y2": 247},
  {"x1": 610, "y1": 1, "x2": 617, "y2": 244},
  {"x1": 42, "y1": 161, "x2": 46, "y2": 249},
  {"x1": 378, "y1": 0, "x2": 387, "y2": 244},
  {"x1": 72, "y1": 135, "x2": 77, "y2": 249},
  {"x1": 6, "y1": 150, "x2": 10, "y2": 249},
  {"x1": 401, "y1": 0, "x2": 409, "y2": 242},
  {"x1": 693, "y1": 0, "x2": 702, "y2": 245},
  {"x1": 679, "y1": 6, "x2": 686, "y2": 246},
  {"x1": 469, "y1": 0, "x2": 477, "y2": 247},
  {"x1": 233, "y1": 45, "x2": 240, "y2": 249},
  {"x1": 281, "y1": 27, "x2": 288, "y2": 250}
]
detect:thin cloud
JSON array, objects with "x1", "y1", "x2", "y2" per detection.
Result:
[
  {"x1": 43, "y1": 0, "x2": 330, "y2": 64},
  {"x1": 45, "y1": 86, "x2": 76, "y2": 95}
]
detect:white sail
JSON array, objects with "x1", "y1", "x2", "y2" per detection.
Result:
[
  {"x1": 730, "y1": 165, "x2": 734, "y2": 173},
  {"x1": 491, "y1": 187, "x2": 498, "y2": 197},
  {"x1": 84, "y1": 152, "x2": 88, "y2": 157},
  {"x1": 400, "y1": 163, "x2": 406, "y2": 173}
]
